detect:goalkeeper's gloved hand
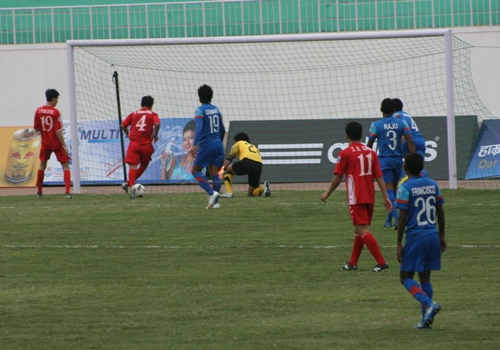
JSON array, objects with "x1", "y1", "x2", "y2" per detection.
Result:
[{"x1": 218, "y1": 166, "x2": 226, "y2": 180}]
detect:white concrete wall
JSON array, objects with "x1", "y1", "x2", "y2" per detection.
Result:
[
  {"x1": 453, "y1": 27, "x2": 500, "y2": 119},
  {"x1": 0, "y1": 27, "x2": 498, "y2": 128},
  {"x1": 0, "y1": 43, "x2": 69, "y2": 127}
]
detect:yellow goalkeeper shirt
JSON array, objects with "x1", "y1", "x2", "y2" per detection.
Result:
[{"x1": 228, "y1": 141, "x2": 262, "y2": 163}]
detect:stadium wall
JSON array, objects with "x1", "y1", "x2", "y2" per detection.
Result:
[{"x1": 0, "y1": 27, "x2": 499, "y2": 128}]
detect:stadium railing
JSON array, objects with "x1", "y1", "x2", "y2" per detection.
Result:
[{"x1": 1, "y1": 0, "x2": 499, "y2": 45}]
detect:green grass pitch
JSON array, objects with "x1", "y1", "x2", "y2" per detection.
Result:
[{"x1": 1, "y1": 189, "x2": 499, "y2": 349}]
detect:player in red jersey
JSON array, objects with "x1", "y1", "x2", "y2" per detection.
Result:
[
  {"x1": 321, "y1": 121, "x2": 393, "y2": 272},
  {"x1": 120, "y1": 95, "x2": 160, "y2": 199},
  {"x1": 33, "y1": 89, "x2": 72, "y2": 199}
]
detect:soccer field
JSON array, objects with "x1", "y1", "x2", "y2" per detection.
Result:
[{"x1": 1, "y1": 189, "x2": 499, "y2": 349}]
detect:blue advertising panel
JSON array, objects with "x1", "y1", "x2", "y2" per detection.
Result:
[
  {"x1": 44, "y1": 117, "x2": 197, "y2": 185},
  {"x1": 465, "y1": 119, "x2": 500, "y2": 179}
]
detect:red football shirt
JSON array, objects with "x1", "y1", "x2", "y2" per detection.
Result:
[
  {"x1": 33, "y1": 105, "x2": 63, "y2": 148},
  {"x1": 122, "y1": 107, "x2": 160, "y2": 145},
  {"x1": 334, "y1": 141, "x2": 383, "y2": 205}
]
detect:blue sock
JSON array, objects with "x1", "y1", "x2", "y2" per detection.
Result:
[
  {"x1": 212, "y1": 175, "x2": 221, "y2": 193},
  {"x1": 388, "y1": 189, "x2": 398, "y2": 222},
  {"x1": 212, "y1": 175, "x2": 222, "y2": 204},
  {"x1": 385, "y1": 213, "x2": 393, "y2": 225},
  {"x1": 421, "y1": 282, "x2": 434, "y2": 318},
  {"x1": 194, "y1": 171, "x2": 213, "y2": 195},
  {"x1": 403, "y1": 278, "x2": 433, "y2": 309}
]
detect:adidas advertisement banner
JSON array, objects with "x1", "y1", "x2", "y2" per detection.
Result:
[{"x1": 227, "y1": 116, "x2": 478, "y2": 183}]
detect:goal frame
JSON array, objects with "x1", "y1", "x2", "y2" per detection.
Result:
[{"x1": 66, "y1": 29, "x2": 456, "y2": 193}]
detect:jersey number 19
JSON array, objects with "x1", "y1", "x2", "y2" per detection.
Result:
[{"x1": 208, "y1": 115, "x2": 220, "y2": 134}]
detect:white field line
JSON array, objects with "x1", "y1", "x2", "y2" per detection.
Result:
[{"x1": 2, "y1": 244, "x2": 499, "y2": 249}]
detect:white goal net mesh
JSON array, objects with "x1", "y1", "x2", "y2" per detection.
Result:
[{"x1": 68, "y1": 32, "x2": 498, "y2": 194}]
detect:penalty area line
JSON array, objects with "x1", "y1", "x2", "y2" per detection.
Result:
[{"x1": 1, "y1": 244, "x2": 499, "y2": 250}]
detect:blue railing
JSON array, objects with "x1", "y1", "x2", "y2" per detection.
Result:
[{"x1": 1, "y1": 0, "x2": 498, "y2": 44}]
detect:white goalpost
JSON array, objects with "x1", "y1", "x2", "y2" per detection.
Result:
[{"x1": 66, "y1": 29, "x2": 493, "y2": 194}]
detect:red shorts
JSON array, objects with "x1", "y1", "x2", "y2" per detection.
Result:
[
  {"x1": 125, "y1": 141, "x2": 154, "y2": 165},
  {"x1": 349, "y1": 203, "x2": 374, "y2": 226},
  {"x1": 39, "y1": 144, "x2": 70, "y2": 164}
]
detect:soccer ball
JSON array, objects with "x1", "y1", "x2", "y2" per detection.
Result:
[{"x1": 133, "y1": 183, "x2": 146, "y2": 197}]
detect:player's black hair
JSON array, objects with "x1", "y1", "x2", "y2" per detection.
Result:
[
  {"x1": 392, "y1": 98, "x2": 404, "y2": 112},
  {"x1": 234, "y1": 132, "x2": 250, "y2": 143},
  {"x1": 345, "y1": 121, "x2": 362, "y2": 141},
  {"x1": 380, "y1": 98, "x2": 395, "y2": 114},
  {"x1": 404, "y1": 152, "x2": 424, "y2": 176},
  {"x1": 198, "y1": 84, "x2": 213, "y2": 104},
  {"x1": 45, "y1": 89, "x2": 59, "y2": 102},
  {"x1": 141, "y1": 95, "x2": 154, "y2": 108},
  {"x1": 183, "y1": 120, "x2": 196, "y2": 133}
]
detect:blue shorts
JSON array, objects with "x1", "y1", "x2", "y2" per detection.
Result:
[
  {"x1": 400, "y1": 232, "x2": 441, "y2": 273},
  {"x1": 194, "y1": 142, "x2": 224, "y2": 168},
  {"x1": 379, "y1": 157, "x2": 403, "y2": 184}
]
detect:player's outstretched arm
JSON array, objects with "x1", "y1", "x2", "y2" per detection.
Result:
[
  {"x1": 120, "y1": 124, "x2": 129, "y2": 138},
  {"x1": 437, "y1": 204, "x2": 446, "y2": 253},
  {"x1": 152, "y1": 123, "x2": 160, "y2": 143},
  {"x1": 218, "y1": 166, "x2": 226, "y2": 180},
  {"x1": 321, "y1": 174, "x2": 342, "y2": 202},
  {"x1": 404, "y1": 134, "x2": 416, "y2": 153},
  {"x1": 375, "y1": 176, "x2": 393, "y2": 212},
  {"x1": 366, "y1": 138, "x2": 375, "y2": 149},
  {"x1": 55, "y1": 129, "x2": 68, "y2": 154},
  {"x1": 396, "y1": 209, "x2": 407, "y2": 263}
]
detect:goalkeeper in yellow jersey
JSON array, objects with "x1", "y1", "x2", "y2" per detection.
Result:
[{"x1": 219, "y1": 132, "x2": 271, "y2": 198}]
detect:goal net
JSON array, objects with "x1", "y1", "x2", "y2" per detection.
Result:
[{"x1": 66, "y1": 30, "x2": 499, "y2": 195}]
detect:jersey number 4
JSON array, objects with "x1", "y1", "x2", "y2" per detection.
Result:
[{"x1": 135, "y1": 115, "x2": 148, "y2": 131}]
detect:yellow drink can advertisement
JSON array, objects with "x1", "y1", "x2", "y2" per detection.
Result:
[{"x1": 0, "y1": 127, "x2": 41, "y2": 187}]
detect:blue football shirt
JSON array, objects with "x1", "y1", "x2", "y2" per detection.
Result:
[
  {"x1": 394, "y1": 111, "x2": 426, "y2": 156},
  {"x1": 367, "y1": 116, "x2": 411, "y2": 158},
  {"x1": 396, "y1": 176, "x2": 445, "y2": 241},
  {"x1": 193, "y1": 103, "x2": 226, "y2": 147},
  {"x1": 394, "y1": 111, "x2": 424, "y2": 140}
]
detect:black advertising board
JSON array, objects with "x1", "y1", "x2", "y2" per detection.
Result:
[{"x1": 225, "y1": 116, "x2": 478, "y2": 183}]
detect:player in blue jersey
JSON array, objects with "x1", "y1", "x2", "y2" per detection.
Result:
[
  {"x1": 396, "y1": 153, "x2": 446, "y2": 329},
  {"x1": 366, "y1": 98, "x2": 415, "y2": 229},
  {"x1": 393, "y1": 98, "x2": 429, "y2": 189},
  {"x1": 393, "y1": 99, "x2": 426, "y2": 158},
  {"x1": 190, "y1": 84, "x2": 226, "y2": 209}
]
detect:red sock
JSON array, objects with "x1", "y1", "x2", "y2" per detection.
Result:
[
  {"x1": 361, "y1": 232, "x2": 386, "y2": 265},
  {"x1": 349, "y1": 234, "x2": 364, "y2": 266},
  {"x1": 135, "y1": 166, "x2": 146, "y2": 180},
  {"x1": 64, "y1": 170, "x2": 71, "y2": 194},
  {"x1": 36, "y1": 169, "x2": 44, "y2": 193},
  {"x1": 128, "y1": 168, "x2": 137, "y2": 187}
]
